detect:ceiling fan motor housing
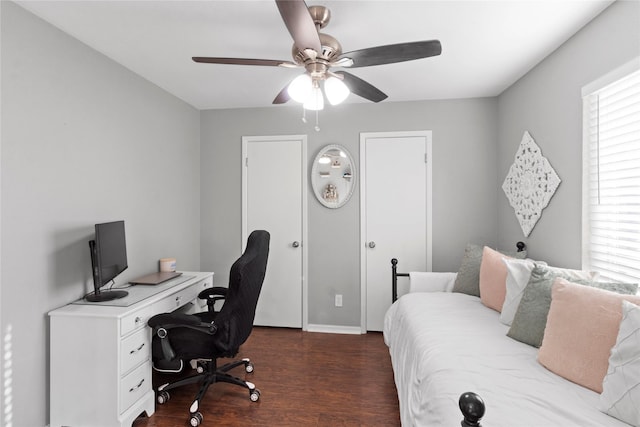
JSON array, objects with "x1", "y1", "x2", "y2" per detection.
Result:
[
  {"x1": 292, "y1": 33, "x2": 342, "y2": 77},
  {"x1": 290, "y1": 5, "x2": 342, "y2": 79}
]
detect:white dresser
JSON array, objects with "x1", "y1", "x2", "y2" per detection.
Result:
[{"x1": 49, "y1": 271, "x2": 214, "y2": 427}]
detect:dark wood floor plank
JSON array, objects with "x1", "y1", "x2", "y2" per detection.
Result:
[{"x1": 133, "y1": 326, "x2": 400, "y2": 426}]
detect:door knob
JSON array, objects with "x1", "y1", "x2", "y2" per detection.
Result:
[
  {"x1": 292, "y1": 241, "x2": 300, "y2": 248},
  {"x1": 368, "y1": 241, "x2": 376, "y2": 249}
]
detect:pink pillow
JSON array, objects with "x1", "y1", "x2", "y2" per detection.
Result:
[
  {"x1": 479, "y1": 246, "x2": 511, "y2": 312},
  {"x1": 538, "y1": 278, "x2": 640, "y2": 393}
]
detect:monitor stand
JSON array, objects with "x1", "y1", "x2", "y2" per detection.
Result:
[{"x1": 85, "y1": 289, "x2": 129, "y2": 302}]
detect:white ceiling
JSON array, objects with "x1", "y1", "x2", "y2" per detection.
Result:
[{"x1": 16, "y1": 0, "x2": 614, "y2": 110}]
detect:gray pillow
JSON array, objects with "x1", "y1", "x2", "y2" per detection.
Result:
[
  {"x1": 452, "y1": 244, "x2": 484, "y2": 297},
  {"x1": 507, "y1": 265, "x2": 637, "y2": 347},
  {"x1": 452, "y1": 243, "x2": 526, "y2": 297},
  {"x1": 507, "y1": 266, "x2": 554, "y2": 347},
  {"x1": 574, "y1": 279, "x2": 638, "y2": 295}
]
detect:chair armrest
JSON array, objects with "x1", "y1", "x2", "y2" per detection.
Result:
[
  {"x1": 198, "y1": 286, "x2": 228, "y2": 300},
  {"x1": 148, "y1": 312, "x2": 217, "y2": 334},
  {"x1": 198, "y1": 286, "x2": 228, "y2": 314}
]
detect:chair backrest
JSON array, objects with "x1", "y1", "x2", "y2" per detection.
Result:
[{"x1": 213, "y1": 230, "x2": 270, "y2": 355}]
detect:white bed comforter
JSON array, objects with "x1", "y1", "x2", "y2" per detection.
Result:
[{"x1": 383, "y1": 292, "x2": 628, "y2": 427}]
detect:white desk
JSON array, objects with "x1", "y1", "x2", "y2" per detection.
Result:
[{"x1": 49, "y1": 271, "x2": 214, "y2": 427}]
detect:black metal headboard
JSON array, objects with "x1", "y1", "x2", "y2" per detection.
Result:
[{"x1": 391, "y1": 242, "x2": 526, "y2": 302}]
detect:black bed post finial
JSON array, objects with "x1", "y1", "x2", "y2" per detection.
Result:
[
  {"x1": 516, "y1": 241, "x2": 526, "y2": 252},
  {"x1": 459, "y1": 392, "x2": 485, "y2": 427},
  {"x1": 391, "y1": 258, "x2": 398, "y2": 303}
]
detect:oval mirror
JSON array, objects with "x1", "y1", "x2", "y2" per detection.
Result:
[{"x1": 311, "y1": 144, "x2": 356, "y2": 209}]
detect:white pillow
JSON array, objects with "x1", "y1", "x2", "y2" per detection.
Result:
[
  {"x1": 500, "y1": 258, "x2": 537, "y2": 325},
  {"x1": 599, "y1": 300, "x2": 640, "y2": 426},
  {"x1": 409, "y1": 272, "x2": 457, "y2": 293}
]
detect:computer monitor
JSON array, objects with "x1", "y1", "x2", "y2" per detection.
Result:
[{"x1": 86, "y1": 220, "x2": 129, "y2": 302}]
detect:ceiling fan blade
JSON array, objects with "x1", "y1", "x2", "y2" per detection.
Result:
[
  {"x1": 339, "y1": 40, "x2": 442, "y2": 68},
  {"x1": 273, "y1": 85, "x2": 291, "y2": 104},
  {"x1": 275, "y1": 0, "x2": 322, "y2": 53},
  {"x1": 337, "y1": 72, "x2": 387, "y2": 103},
  {"x1": 192, "y1": 57, "x2": 296, "y2": 67}
]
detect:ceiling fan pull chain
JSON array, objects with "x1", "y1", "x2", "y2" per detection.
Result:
[
  {"x1": 301, "y1": 105, "x2": 307, "y2": 123},
  {"x1": 315, "y1": 109, "x2": 320, "y2": 132}
]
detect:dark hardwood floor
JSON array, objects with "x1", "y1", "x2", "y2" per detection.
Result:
[{"x1": 133, "y1": 327, "x2": 401, "y2": 427}]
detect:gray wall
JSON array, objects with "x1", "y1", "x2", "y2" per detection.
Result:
[
  {"x1": 1, "y1": 3, "x2": 201, "y2": 426},
  {"x1": 497, "y1": 0, "x2": 640, "y2": 267},
  {"x1": 200, "y1": 98, "x2": 500, "y2": 326}
]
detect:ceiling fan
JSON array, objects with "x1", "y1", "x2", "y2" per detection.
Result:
[{"x1": 193, "y1": 0, "x2": 442, "y2": 110}]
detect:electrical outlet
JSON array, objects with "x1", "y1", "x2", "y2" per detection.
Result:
[{"x1": 335, "y1": 294, "x2": 343, "y2": 307}]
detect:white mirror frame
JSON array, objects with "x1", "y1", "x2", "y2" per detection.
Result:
[{"x1": 311, "y1": 144, "x2": 356, "y2": 209}]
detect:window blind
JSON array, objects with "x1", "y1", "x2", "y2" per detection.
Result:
[{"x1": 584, "y1": 68, "x2": 640, "y2": 282}]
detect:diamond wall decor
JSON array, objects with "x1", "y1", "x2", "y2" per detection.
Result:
[{"x1": 502, "y1": 131, "x2": 561, "y2": 237}]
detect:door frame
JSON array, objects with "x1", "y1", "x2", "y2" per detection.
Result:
[
  {"x1": 359, "y1": 131, "x2": 433, "y2": 333},
  {"x1": 241, "y1": 134, "x2": 309, "y2": 330}
]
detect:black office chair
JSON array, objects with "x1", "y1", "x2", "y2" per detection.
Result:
[{"x1": 148, "y1": 230, "x2": 270, "y2": 427}]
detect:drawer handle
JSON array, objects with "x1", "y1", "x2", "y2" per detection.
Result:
[
  {"x1": 135, "y1": 316, "x2": 142, "y2": 324},
  {"x1": 129, "y1": 342, "x2": 145, "y2": 355},
  {"x1": 129, "y1": 378, "x2": 145, "y2": 393}
]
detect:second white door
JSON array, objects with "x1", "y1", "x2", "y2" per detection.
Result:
[
  {"x1": 242, "y1": 135, "x2": 307, "y2": 328},
  {"x1": 360, "y1": 131, "x2": 432, "y2": 332}
]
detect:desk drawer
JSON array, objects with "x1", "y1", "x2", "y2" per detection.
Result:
[
  {"x1": 121, "y1": 297, "x2": 177, "y2": 336},
  {"x1": 180, "y1": 277, "x2": 214, "y2": 305},
  {"x1": 120, "y1": 276, "x2": 214, "y2": 336},
  {"x1": 120, "y1": 328, "x2": 150, "y2": 376},
  {"x1": 120, "y1": 361, "x2": 151, "y2": 414}
]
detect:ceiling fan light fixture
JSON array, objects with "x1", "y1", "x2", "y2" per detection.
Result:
[
  {"x1": 304, "y1": 85, "x2": 324, "y2": 111},
  {"x1": 324, "y1": 76, "x2": 350, "y2": 105},
  {"x1": 288, "y1": 73, "x2": 312, "y2": 103}
]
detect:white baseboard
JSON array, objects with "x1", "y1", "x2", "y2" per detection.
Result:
[{"x1": 306, "y1": 324, "x2": 363, "y2": 335}]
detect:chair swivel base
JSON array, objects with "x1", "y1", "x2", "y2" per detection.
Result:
[{"x1": 155, "y1": 358, "x2": 260, "y2": 427}]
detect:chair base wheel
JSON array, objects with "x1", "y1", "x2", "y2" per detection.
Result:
[
  {"x1": 250, "y1": 389, "x2": 261, "y2": 402},
  {"x1": 157, "y1": 391, "x2": 170, "y2": 405},
  {"x1": 190, "y1": 411, "x2": 203, "y2": 426}
]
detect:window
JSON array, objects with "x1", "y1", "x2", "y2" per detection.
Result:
[{"x1": 582, "y1": 59, "x2": 640, "y2": 282}]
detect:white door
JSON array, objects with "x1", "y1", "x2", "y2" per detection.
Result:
[
  {"x1": 242, "y1": 135, "x2": 307, "y2": 328},
  {"x1": 360, "y1": 131, "x2": 432, "y2": 332}
]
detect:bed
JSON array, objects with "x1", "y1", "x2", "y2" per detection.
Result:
[{"x1": 383, "y1": 255, "x2": 634, "y2": 427}]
